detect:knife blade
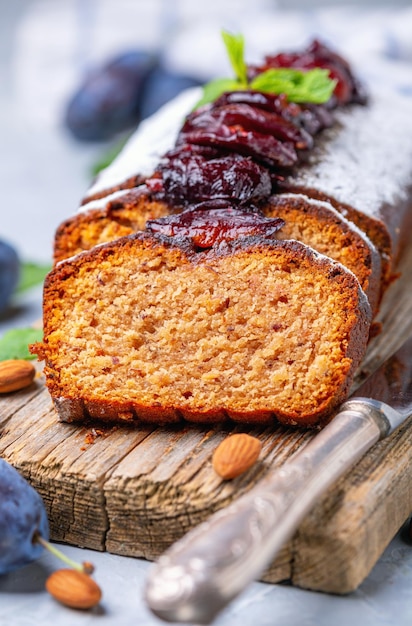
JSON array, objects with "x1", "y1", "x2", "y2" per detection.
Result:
[{"x1": 145, "y1": 336, "x2": 412, "y2": 625}]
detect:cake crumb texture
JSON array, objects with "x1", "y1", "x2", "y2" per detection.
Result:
[{"x1": 36, "y1": 234, "x2": 371, "y2": 427}]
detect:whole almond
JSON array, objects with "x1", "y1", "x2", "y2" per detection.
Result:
[
  {"x1": 212, "y1": 433, "x2": 262, "y2": 479},
  {"x1": 46, "y1": 569, "x2": 102, "y2": 610},
  {"x1": 0, "y1": 360, "x2": 36, "y2": 393}
]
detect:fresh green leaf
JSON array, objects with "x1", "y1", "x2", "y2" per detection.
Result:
[
  {"x1": 194, "y1": 77, "x2": 241, "y2": 109},
  {"x1": 194, "y1": 31, "x2": 337, "y2": 110},
  {"x1": 15, "y1": 262, "x2": 52, "y2": 294},
  {"x1": 299, "y1": 68, "x2": 338, "y2": 103},
  {"x1": 0, "y1": 328, "x2": 43, "y2": 361},
  {"x1": 250, "y1": 67, "x2": 336, "y2": 103},
  {"x1": 250, "y1": 69, "x2": 301, "y2": 98},
  {"x1": 221, "y1": 31, "x2": 247, "y2": 86}
]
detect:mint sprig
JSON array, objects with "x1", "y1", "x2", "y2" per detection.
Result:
[
  {"x1": 196, "y1": 31, "x2": 337, "y2": 109},
  {"x1": 0, "y1": 328, "x2": 43, "y2": 361},
  {"x1": 15, "y1": 262, "x2": 52, "y2": 294},
  {"x1": 221, "y1": 31, "x2": 247, "y2": 87}
]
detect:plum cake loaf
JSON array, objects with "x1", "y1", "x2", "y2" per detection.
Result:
[{"x1": 32, "y1": 39, "x2": 412, "y2": 427}]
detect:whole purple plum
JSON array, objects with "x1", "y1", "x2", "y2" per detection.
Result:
[
  {"x1": 0, "y1": 458, "x2": 49, "y2": 574},
  {"x1": 65, "y1": 50, "x2": 158, "y2": 141}
]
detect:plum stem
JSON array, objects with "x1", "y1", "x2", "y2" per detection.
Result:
[{"x1": 33, "y1": 533, "x2": 94, "y2": 574}]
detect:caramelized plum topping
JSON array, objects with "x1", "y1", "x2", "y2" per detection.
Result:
[
  {"x1": 146, "y1": 202, "x2": 285, "y2": 249},
  {"x1": 149, "y1": 146, "x2": 272, "y2": 205},
  {"x1": 213, "y1": 91, "x2": 295, "y2": 115},
  {"x1": 144, "y1": 40, "x2": 366, "y2": 236},
  {"x1": 182, "y1": 104, "x2": 313, "y2": 150},
  {"x1": 177, "y1": 125, "x2": 297, "y2": 168},
  {"x1": 210, "y1": 91, "x2": 331, "y2": 135}
]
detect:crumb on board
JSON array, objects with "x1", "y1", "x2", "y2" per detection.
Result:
[{"x1": 80, "y1": 425, "x2": 119, "y2": 450}]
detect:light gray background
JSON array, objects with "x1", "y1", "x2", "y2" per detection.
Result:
[{"x1": 1, "y1": 1, "x2": 412, "y2": 625}]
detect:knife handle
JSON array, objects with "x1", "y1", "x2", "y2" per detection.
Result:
[{"x1": 145, "y1": 400, "x2": 391, "y2": 624}]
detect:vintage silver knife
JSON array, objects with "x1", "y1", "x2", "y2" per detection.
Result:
[{"x1": 145, "y1": 337, "x2": 412, "y2": 624}]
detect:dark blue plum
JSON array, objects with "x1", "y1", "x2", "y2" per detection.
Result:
[
  {"x1": 0, "y1": 458, "x2": 49, "y2": 575},
  {"x1": 138, "y1": 66, "x2": 202, "y2": 120},
  {"x1": 65, "y1": 50, "x2": 158, "y2": 142},
  {"x1": 0, "y1": 240, "x2": 20, "y2": 315}
]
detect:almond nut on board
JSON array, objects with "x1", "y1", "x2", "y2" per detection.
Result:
[
  {"x1": 212, "y1": 433, "x2": 262, "y2": 480},
  {"x1": 0, "y1": 360, "x2": 36, "y2": 393},
  {"x1": 45, "y1": 569, "x2": 102, "y2": 610}
]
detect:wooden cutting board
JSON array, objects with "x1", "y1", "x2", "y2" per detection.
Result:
[{"x1": 1, "y1": 245, "x2": 412, "y2": 595}]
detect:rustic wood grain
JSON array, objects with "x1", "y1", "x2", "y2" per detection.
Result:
[{"x1": 1, "y1": 244, "x2": 412, "y2": 593}]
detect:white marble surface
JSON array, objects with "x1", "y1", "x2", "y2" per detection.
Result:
[{"x1": 1, "y1": 1, "x2": 412, "y2": 624}]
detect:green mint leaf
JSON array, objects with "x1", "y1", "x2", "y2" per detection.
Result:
[
  {"x1": 250, "y1": 67, "x2": 336, "y2": 104},
  {"x1": 299, "y1": 68, "x2": 337, "y2": 103},
  {"x1": 250, "y1": 68, "x2": 300, "y2": 97},
  {"x1": 0, "y1": 328, "x2": 43, "y2": 361},
  {"x1": 194, "y1": 77, "x2": 240, "y2": 109},
  {"x1": 221, "y1": 30, "x2": 247, "y2": 86},
  {"x1": 193, "y1": 33, "x2": 337, "y2": 110},
  {"x1": 16, "y1": 262, "x2": 52, "y2": 294}
]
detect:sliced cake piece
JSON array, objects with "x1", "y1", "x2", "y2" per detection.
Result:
[
  {"x1": 263, "y1": 193, "x2": 381, "y2": 313},
  {"x1": 53, "y1": 189, "x2": 381, "y2": 313},
  {"x1": 33, "y1": 232, "x2": 372, "y2": 428},
  {"x1": 53, "y1": 187, "x2": 170, "y2": 264}
]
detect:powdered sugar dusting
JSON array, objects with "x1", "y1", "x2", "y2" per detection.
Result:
[
  {"x1": 81, "y1": 86, "x2": 412, "y2": 230},
  {"x1": 287, "y1": 89, "x2": 412, "y2": 220},
  {"x1": 78, "y1": 188, "x2": 132, "y2": 213}
]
